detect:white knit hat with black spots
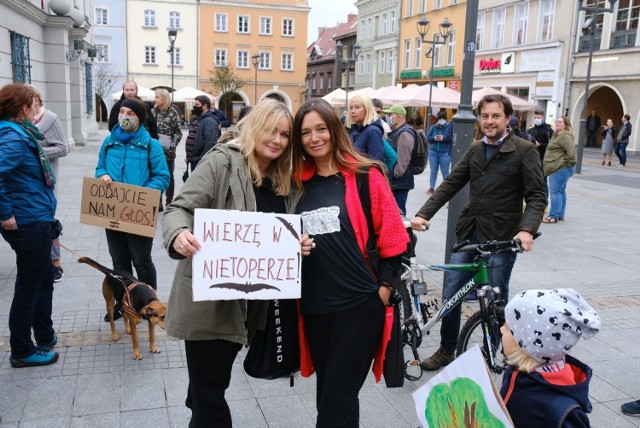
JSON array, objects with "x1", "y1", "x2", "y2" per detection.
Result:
[{"x1": 505, "y1": 288, "x2": 601, "y2": 364}]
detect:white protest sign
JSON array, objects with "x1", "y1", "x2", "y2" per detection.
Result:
[
  {"x1": 192, "y1": 209, "x2": 302, "y2": 301},
  {"x1": 413, "y1": 345, "x2": 513, "y2": 428}
]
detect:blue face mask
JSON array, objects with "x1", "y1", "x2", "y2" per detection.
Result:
[
  {"x1": 533, "y1": 118, "x2": 543, "y2": 126},
  {"x1": 438, "y1": 119, "x2": 446, "y2": 126}
]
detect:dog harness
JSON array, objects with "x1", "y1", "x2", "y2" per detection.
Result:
[{"x1": 120, "y1": 280, "x2": 158, "y2": 320}]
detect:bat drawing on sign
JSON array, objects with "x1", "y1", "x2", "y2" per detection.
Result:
[
  {"x1": 209, "y1": 282, "x2": 281, "y2": 293},
  {"x1": 275, "y1": 216, "x2": 299, "y2": 240}
]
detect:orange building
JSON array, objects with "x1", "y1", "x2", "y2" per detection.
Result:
[{"x1": 199, "y1": 0, "x2": 310, "y2": 119}]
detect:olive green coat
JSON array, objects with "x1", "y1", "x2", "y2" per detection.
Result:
[{"x1": 543, "y1": 131, "x2": 576, "y2": 176}]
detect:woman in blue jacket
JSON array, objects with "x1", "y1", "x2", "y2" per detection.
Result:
[
  {"x1": 95, "y1": 98, "x2": 169, "y2": 319},
  {"x1": 0, "y1": 83, "x2": 59, "y2": 368},
  {"x1": 346, "y1": 95, "x2": 385, "y2": 163}
]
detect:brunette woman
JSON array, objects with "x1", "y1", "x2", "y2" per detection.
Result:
[{"x1": 543, "y1": 116, "x2": 576, "y2": 223}]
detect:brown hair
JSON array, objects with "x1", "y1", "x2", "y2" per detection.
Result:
[
  {"x1": 554, "y1": 115, "x2": 574, "y2": 138},
  {"x1": 291, "y1": 99, "x2": 380, "y2": 190},
  {"x1": 478, "y1": 94, "x2": 514, "y2": 117},
  {"x1": 0, "y1": 83, "x2": 39, "y2": 120}
]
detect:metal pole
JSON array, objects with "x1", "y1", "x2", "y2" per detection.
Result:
[
  {"x1": 426, "y1": 38, "x2": 435, "y2": 135},
  {"x1": 171, "y1": 44, "x2": 175, "y2": 104},
  {"x1": 575, "y1": 13, "x2": 597, "y2": 174},
  {"x1": 444, "y1": 0, "x2": 479, "y2": 263},
  {"x1": 254, "y1": 66, "x2": 258, "y2": 104},
  {"x1": 345, "y1": 60, "x2": 349, "y2": 109}
]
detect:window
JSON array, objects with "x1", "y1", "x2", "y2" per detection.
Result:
[
  {"x1": 446, "y1": 31, "x2": 455, "y2": 66},
  {"x1": 476, "y1": 12, "x2": 485, "y2": 49},
  {"x1": 282, "y1": 18, "x2": 294, "y2": 36},
  {"x1": 492, "y1": 8, "x2": 505, "y2": 48},
  {"x1": 366, "y1": 54, "x2": 371, "y2": 73},
  {"x1": 144, "y1": 10, "x2": 156, "y2": 27},
  {"x1": 404, "y1": 39, "x2": 411, "y2": 69},
  {"x1": 419, "y1": 0, "x2": 426, "y2": 13},
  {"x1": 434, "y1": 0, "x2": 442, "y2": 9},
  {"x1": 170, "y1": 47, "x2": 181, "y2": 66},
  {"x1": 387, "y1": 49, "x2": 394, "y2": 73},
  {"x1": 260, "y1": 17, "x2": 272, "y2": 35},
  {"x1": 379, "y1": 50, "x2": 386, "y2": 74},
  {"x1": 433, "y1": 34, "x2": 442, "y2": 67},
  {"x1": 367, "y1": 18, "x2": 373, "y2": 38},
  {"x1": 144, "y1": 46, "x2": 156, "y2": 64},
  {"x1": 95, "y1": 44, "x2": 110, "y2": 63},
  {"x1": 514, "y1": 3, "x2": 528, "y2": 45},
  {"x1": 539, "y1": 0, "x2": 555, "y2": 42},
  {"x1": 85, "y1": 63, "x2": 93, "y2": 114},
  {"x1": 451, "y1": 0, "x2": 460, "y2": 4},
  {"x1": 415, "y1": 37, "x2": 422, "y2": 68},
  {"x1": 390, "y1": 10, "x2": 396, "y2": 33},
  {"x1": 10, "y1": 31, "x2": 31, "y2": 83},
  {"x1": 95, "y1": 7, "x2": 108, "y2": 25},
  {"x1": 215, "y1": 49, "x2": 227, "y2": 66},
  {"x1": 359, "y1": 55, "x2": 365, "y2": 74},
  {"x1": 616, "y1": 0, "x2": 640, "y2": 30},
  {"x1": 381, "y1": 13, "x2": 388, "y2": 35},
  {"x1": 406, "y1": 0, "x2": 413, "y2": 17},
  {"x1": 169, "y1": 11, "x2": 181, "y2": 29},
  {"x1": 327, "y1": 74, "x2": 332, "y2": 89},
  {"x1": 312, "y1": 78, "x2": 316, "y2": 90},
  {"x1": 215, "y1": 14, "x2": 228, "y2": 32},
  {"x1": 259, "y1": 52, "x2": 271, "y2": 69},
  {"x1": 237, "y1": 50, "x2": 249, "y2": 68},
  {"x1": 238, "y1": 15, "x2": 250, "y2": 33},
  {"x1": 320, "y1": 75, "x2": 324, "y2": 89},
  {"x1": 281, "y1": 53, "x2": 293, "y2": 70}
]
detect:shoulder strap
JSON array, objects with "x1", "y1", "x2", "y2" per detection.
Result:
[{"x1": 356, "y1": 169, "x2": 374, "y2": 245}]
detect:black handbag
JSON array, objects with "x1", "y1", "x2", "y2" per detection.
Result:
[{"x1": 243, "y1": 299, "x2": 300, "y2": 384}]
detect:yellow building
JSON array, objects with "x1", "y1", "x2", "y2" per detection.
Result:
[
  {"x1": 397, "y1": 0, "x2": 466, "y2": 120},
  {"x1": 199, "y1": 0, "x2": 310, "y2": 119}
]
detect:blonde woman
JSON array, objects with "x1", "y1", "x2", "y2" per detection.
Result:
[
  {"x1": 162, "y1": 98, "x2": 313, "y2": 427},
  {"x1": 346, "y1": 94, "x2": 385, "y2": 163},
  {"x1": 152, "y1": 88, "x2": 182, "y2": 210},
  {"x1": 543, "y1": 116, "x2": 576, "y2": 223},
  {"x1": 600, "y1": 118, "x2": 616, "y2": 166}
]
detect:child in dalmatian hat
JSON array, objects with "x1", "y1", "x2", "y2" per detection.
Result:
[{"x1": 499, "y1": 288, "x2": 601, "y2": 428}]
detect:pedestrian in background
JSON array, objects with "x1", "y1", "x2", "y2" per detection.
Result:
[
  {"x1": 0, "y1": 83, "x2": 59, "y2": 368},
  {"x1": 586, "y1": 110, "x2": 601, "y2": 148},
  {"x1": 189, "y1": 95, "x2": 221, "y2": 170},
  {"x1": 108, "y1": 80, "x2": 158, "y2": 139},
  {"x1": 32, "y1": 88, "x2": 69, "y2": 282},
  {"x1": 347, "y1": 94, "x2": 385, "y2": 163},
  {"x1": 615, "y1": 114, "x2": 631, "y2": 168},
  {"x1": 291, "y1": 99, "x2": 407, "y2": 427},
  {"x1": 383, "y1": 104, "x2": 416, "y2": 216},
  {"x1": 426, "y1": 111, "x2": 452, "y2": 195},
  {"x1": 543, "y1": 116, "x2": 576, "y2": 224},
  {"x1": 601, "y1": 118, "x2": 616, "y2": 166},
  {"x1": 152, "y1": 88, "x2": 182, "y2": 211},
  {"x1": 96, "y1": 97, "x2": 169, "y2": 321}
]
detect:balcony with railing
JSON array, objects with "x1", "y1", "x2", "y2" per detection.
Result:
[
  {"x1": 578, "y1": 31, "x2": 602, "y2": 52},
  {"x1": 610, "y1": 28, "x2": 637, "y2": 48}
]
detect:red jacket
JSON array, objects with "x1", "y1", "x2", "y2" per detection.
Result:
[{"x1": 297, "y1": 159, "x2": 408, "y2": 381}]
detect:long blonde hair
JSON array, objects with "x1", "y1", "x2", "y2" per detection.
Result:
[
  {"x1": 155, "y1": 89, "x2": 171, "y2": 111},
  {"x1": 345, "y1": 94, "x2": 379, "y2": 128},
  {"x1": 236, "y1": 98, "x2": 293, "y2": 196}
]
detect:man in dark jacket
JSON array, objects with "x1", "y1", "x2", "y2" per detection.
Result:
[
  {"x1": 527, "y1": 109, "x2": 553, "y2": 164},
  {"x1": 108, "y1": 80, "x2": 158, "y2": 139},
  {"x1": 586, "y1": 110, "x2": 601, "y2": 147},
  {"x1": 508, "y1": 117, "x2": 535, "y2": 143},
  {"x1": 383, "y1": 104, "x2": 415, "y2": 216},
  {"x1": 411, "y1": 94, "x2": 546, "y2": 371},
  {"x1": 209, "y1": 97, "x2": 231, "y2": 128},
  {"x1": 190, "y1": 95, "x2": 221, "y2": 168}
]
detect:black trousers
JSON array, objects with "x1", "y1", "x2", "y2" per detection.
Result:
[
  {"x1": 304, "y1": 292, "x2": 385, "y2": 428},
  {"x1": 105, "y1": 229, "x2": 156, "y2": 289},
  {"x1": 185, "y1": 339, "x2": 242, "y2": 428}
]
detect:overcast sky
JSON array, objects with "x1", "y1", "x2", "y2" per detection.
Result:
[{"x1": 307, "y1": 0, "x2": 357, "y2": 45}]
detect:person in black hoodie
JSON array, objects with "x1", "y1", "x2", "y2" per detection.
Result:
[
  {"x1": 527, "y1": 109, "x2": 553, "y2": 164},
  {"x1": 500, "y1": 288, "x2": 601, "y2": 428},
  {"x1": 108, "y1": 81, "x2": 158, "y2": 139},
  {"x1": 346, "y1": 94, "x2": 385, "y2": 163},
  {"x1": 190, "y1": 95, "x2": 221, "y2": 168}
]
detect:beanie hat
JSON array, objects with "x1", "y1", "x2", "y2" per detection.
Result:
[
  {"x1": 120, "y1": 98, "x2": 147, "y2": 123},
  {"x1": 436, "y1": 111, "x2": 447, "y2": 120},
  {"x1": 508, "y1": 116, "x2": 520, "y2": 128},
  {"x1": 505, "y1": 288, "x2": 601, "y2": 364}
]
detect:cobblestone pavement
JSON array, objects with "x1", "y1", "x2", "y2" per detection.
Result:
[{"x1": 0, "y1": 130, "x2": 639, "y2": 427}]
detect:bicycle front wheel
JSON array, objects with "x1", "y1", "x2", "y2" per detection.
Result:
[{"x1": 456, "y1": 307, "x2": 506, "y2": 376}]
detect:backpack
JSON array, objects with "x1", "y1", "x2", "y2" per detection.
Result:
[{"x1": 411, "y1": 128, "x2": 429, "y2": 175}]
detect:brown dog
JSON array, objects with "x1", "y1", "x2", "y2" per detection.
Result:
[{"x1": 78, "y1": 257, "x2": 167, "y2": 360}]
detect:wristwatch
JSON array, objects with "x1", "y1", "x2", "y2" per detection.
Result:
[{"x1": 380, "y1": 282, "x2": 402, "y2": 306}]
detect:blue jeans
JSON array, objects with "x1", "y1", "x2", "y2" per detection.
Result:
[
  {"x1": 1, "y1": 222, "x2": 55, "y2": 359},
  {"x1": 392, "y1": 189, "x2": 408, "y2": 217},
  {"x1": 548, "y1": 165, "x2": 575, "y2": 220},
  {"x1": 428, "y1": 148, "x2": 451, "y2": 189},
  {"x1": 105, "y1": 229, "x2": 157, "y2": 289},
  {"x1": 615, "y1": 142, "x2": 628, "y2": 166},
  {"x1": 439, "y1": 246, "x2": 517, "y2": 354}
]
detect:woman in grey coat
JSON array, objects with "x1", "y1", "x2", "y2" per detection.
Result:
[
  {"x1": 162, "y1": 99, "x2": 313, "y2": 427},
  {"x1": 33, "y1": 90, "x2": 69, "y2": 282}
]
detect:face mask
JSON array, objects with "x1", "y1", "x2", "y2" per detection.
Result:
[
  {"x1": 533, "y1": 118, "x2": 543, "y2": 126},
  {"x1": 192, "y1": 106, "x2": 203, "y2": 116},
  {"x1": 387, "y1": 115, "x2": 394, "y2": 127},
  {"x1": 438, "y1": 119, "x2": 446, "y2": 126},
  {"x1": 118, "y1": 115, "x2": 139, "y2": 131}
]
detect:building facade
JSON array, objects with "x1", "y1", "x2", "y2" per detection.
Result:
[
  {"x1": 353, "y1": 0, "x2": 400, "y2": 90},
  {"x1": 1, "y1": 0, "x2": 98, "y2": 146}
]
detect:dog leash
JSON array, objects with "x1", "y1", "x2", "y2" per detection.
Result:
[{"x1": 56, "y1": 241, "x2": 87, "y2": 260}]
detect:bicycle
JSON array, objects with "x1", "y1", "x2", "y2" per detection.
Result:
[{"x1": 398, "y1": 221, "x2": 536, "y2": 381}]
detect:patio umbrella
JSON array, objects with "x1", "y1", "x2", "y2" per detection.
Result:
[
  {"x1": 391, "y1": 84, "x2": 461, "y2": 108},
  {"x1": 110, "y1": 85, "x2": 155, "y2": 102},
  {"x1": 321, "y1": 88, "x2": 346, "y2": 107},
  {"x1": 171, "y1": 86, "x2": 213, "y2": 102},
  {"x1": 472, "y1": 87, "x2": 536, "y2": 111},
  {"x1": 370, "y1": 86, "x2": 405, "y2": 104},
  {"x1": 330, "y1": 87, "x2": 375, "y2": 107}
]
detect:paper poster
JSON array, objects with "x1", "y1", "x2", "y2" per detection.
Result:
[
  {"x1": 192, "y1": 209, "x2": 302, "y2": 301},
  {"x1": 80, "y1": 177, "x2": 161, "y2": 238},
  {"x1": 413, "y1": 345, "x2": 513, "y2": 428}
]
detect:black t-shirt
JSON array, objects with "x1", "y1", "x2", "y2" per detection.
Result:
[
  {"x1": 253, "y1": 177, "x2": 286, "y2": 214},
  {"x1": 295, "y1": 173, "x2": 377, "y2": 315}
]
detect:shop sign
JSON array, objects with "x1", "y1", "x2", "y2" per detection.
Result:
[
  {"x1": 400, "y1": 70, "x2": 422, "y2": 79},
  {"x1": 501, "y1": 52, "x2": 515, "y2": 73},
  {"x1": 430, "y1": 68, "x2": 454, "y2": 78},
  {"x1": 479, "y1": 58, "x2": 501, "y2": 73}
]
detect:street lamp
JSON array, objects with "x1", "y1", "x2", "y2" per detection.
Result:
[
  {"x1": 251, "y1": 53, "x2": 261, "y2": 104},
  {"x1": 335, "y1": 40, "x2": 361, "y2": 108},
  {"x1": 575, "y1": 0, "x2": 617, "y2": 174},
  {"x1": 168, "y1": 29, "x2": 178, "y2": 104},
  {"x1": 417, "y1": 16, "x2": 453, "y2": 134}
]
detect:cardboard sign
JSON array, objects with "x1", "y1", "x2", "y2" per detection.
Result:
[
  {"x1": 192, "y1": 209, "x2": 302, "y2": 301},
  {"x1": 413, "y1": 345, "x2": 513, "y2": 428},
  {"x1": 80, "y1": 177, "x2": 161, "y2": 238}
]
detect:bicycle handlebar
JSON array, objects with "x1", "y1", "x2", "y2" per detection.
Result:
[
  {"x1": 402, "y1": 220, "x2": 428, "y2": 231},
  {"x1": 454, "y1": 232, "x2": 541, "y2": 255}
]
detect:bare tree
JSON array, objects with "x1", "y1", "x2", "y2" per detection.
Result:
[
  {"x1": 93, "y1": 63, "x2": 117, "y2": 123},
  {"x1": 208, "y1": 63, "x2": 245, "y2": 113}
]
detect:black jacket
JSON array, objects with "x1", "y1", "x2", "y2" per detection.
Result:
[
  {"x1": 190, "y1": 110, "x2": 221, "y2": 166},
  {"x1": 108, "y1": 97, "x2": 158, "y2": 139},
  {"x1": 415, "y1": 133, "x2": 546, "y2": 243},
  {"x1": 528, "y1": 122, "x2": 554, "y2": 161},
  {"x1": 211, "y1": 108, "x2": 231, "y2": 128}
]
